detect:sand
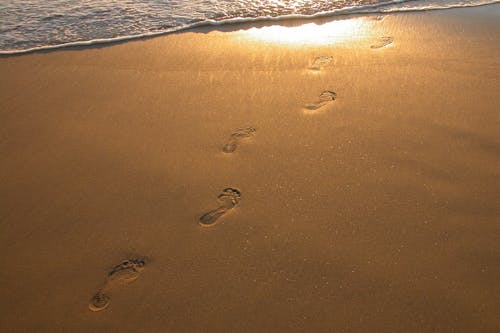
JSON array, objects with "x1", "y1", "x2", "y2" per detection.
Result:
[{"x1": 0, "y1": 4, "x2": 499, "y2": 333}]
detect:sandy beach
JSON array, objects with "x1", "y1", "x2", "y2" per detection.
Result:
[{"x1": 1, "y1": 4, "x2": 499, "y2": 333}]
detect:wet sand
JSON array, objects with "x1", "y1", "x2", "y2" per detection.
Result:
[{"x1": 0, "y1": 5, "x2": 499, "y2": 333}]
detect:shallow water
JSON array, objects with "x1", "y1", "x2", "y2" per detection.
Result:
[{"x1": 0, "y1": 0, "x2": 498, "y2": 53}]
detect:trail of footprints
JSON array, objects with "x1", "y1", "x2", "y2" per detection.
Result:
[{"x1": 88, "y1": 23, "x2": 393, "y2": 312}]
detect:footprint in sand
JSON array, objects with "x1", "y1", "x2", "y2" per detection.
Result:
[
  {"x1": 199, "y1": 188, "x2": 241, "y2": 227},
  {"x1": 222, "y1": 127, "x2": 256, "y2": 153},
  {"x1": 89, "y1": 258, "x2": 146, "y2": 312},
  {"x1": 308, "y1": 56, "x2": 333, "y2": 71},
  {"x1": 305, "y1": 90, "x2": 337, "y2": 111},
  {"x1": 370, "y1": 15, "x2": 385, "y2": 21},
  {"x1": 370, "y1": 36, "x2": 393, "y2": 49}
]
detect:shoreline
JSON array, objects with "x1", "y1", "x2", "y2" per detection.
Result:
[
  {"x1": 1, "y1": 4, "x2": 499, "y2": 333},
  {"x1": 1, "y1": 2, "x2": 500, "y2": 57}
]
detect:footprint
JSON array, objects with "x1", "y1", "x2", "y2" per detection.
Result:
[
  {"x1": 305, "y1": 90, "x2": 337, "y2": 111},
  {"x1": 222, "y1": 127, "x2": 256, "y2": 153},
  {"x1": 89, "y1": 258, "x2": 146, "y2": 312},
  {"x1": 199, "y1": 188, "x2": 241, "y2": 227},
  {"x1": 308, "y1": 56, "x2": 333, "y2": 71},
  {"x1": 370, "y1": 36, "x2": 393, "y2": 49}
]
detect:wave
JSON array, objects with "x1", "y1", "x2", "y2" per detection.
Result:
[{"x1": 1, "y1": 0, "x2": 498, "y2": 56}]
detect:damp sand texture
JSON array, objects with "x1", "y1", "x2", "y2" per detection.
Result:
[{"x1": 1, "y1": 5, "x2": 500, "y2": 333}]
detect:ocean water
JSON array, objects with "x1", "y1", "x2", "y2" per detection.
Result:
[{"x1": 1, "y1": 0, "x2": 498, "y2": 54}]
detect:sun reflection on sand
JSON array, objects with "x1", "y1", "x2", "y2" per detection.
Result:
[{"x1": 236, "y1": 18, "x2": 373, "y2": 46}]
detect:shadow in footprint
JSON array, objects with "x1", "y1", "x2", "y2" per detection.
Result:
[
  {"x1": 199, "y1": 188, "x2": 241, "y2": 227},
  {"x1": 370, "y1": 36, "x2": 393, "y2": 49},
  {"x1": 308, "y1": 56, "x2": 333, "y2": 71},
  {"x1": 305, "y1": 90, "x2": 337, "y2": 111},
  {"x1": 222, "y1": 127, "x2": 256, "y2": 153},
  {"x1": 89, "y1": 258, "x2": 146, "y2": 312}
]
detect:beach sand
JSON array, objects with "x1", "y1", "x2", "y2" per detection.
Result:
[{"x1": 0, "y1": 5, "x2": 499, "y2": 333}]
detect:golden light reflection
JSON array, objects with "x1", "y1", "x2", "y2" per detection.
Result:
[{"x1": 236, "y1": 18, "x2": 373, "y2": 46}]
